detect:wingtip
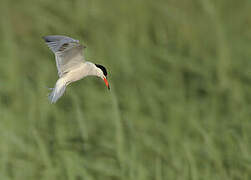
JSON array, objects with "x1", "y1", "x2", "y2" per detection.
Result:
[
  {"x1": 42, "y1": 36, "x2": 48, "y2": 42},
  {"x1": 43, "y1": 36, "x2": 53, "y2": 43}
]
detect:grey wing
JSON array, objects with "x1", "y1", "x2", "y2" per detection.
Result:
[{"x1": 43, "y1": 35, "x2": 86, "y2": 77}]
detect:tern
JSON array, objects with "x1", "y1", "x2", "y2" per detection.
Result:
[{"x1": 43, "y1": 35, "x2": 110, "y2": 103}]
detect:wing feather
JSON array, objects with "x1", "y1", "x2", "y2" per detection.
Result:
[{"x1": 43, "y1": 35, "x2": 86, "y2": 77}]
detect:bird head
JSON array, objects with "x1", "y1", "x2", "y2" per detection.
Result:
[{"x1": 95, "y1": 64, "x2": 110, "y2": 90}]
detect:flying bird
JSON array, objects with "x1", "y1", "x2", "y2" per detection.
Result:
[{"x1": 43, "y1": 35, "x2": 110, "y2": 103}]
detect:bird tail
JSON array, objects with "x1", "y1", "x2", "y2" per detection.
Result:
[{"x1": 48, "y1": 78, "x2": 67, "y2": 103}]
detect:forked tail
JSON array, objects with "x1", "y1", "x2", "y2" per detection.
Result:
[{"x1": 49, "y1": 78, "x2": 67, "y2": 103}]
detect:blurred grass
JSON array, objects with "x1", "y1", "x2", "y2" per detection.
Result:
[{"x1": 0, "y1": 0, "x2": 251, "y2": 179}]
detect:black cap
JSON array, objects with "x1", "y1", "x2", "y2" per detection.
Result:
[{"x1": 95, "y1": 64, "x2": 108, "y2": 77}]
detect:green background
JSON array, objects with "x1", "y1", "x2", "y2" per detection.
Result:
[{"x1": 0, "y1": 0, "x2": 251, "y2": 179}]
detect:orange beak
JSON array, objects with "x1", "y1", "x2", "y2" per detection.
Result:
[{"x1": 103, "y1": 77, "x2": 110, "y2": 90}]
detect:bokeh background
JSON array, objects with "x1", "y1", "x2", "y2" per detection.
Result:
[{"x1": 0, "y1": 0, "x2": 251, "y2": 179}]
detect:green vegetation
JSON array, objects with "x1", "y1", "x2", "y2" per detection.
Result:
[{"x1": 0, "y1": 0, "x2": 250, "y2": 179}]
